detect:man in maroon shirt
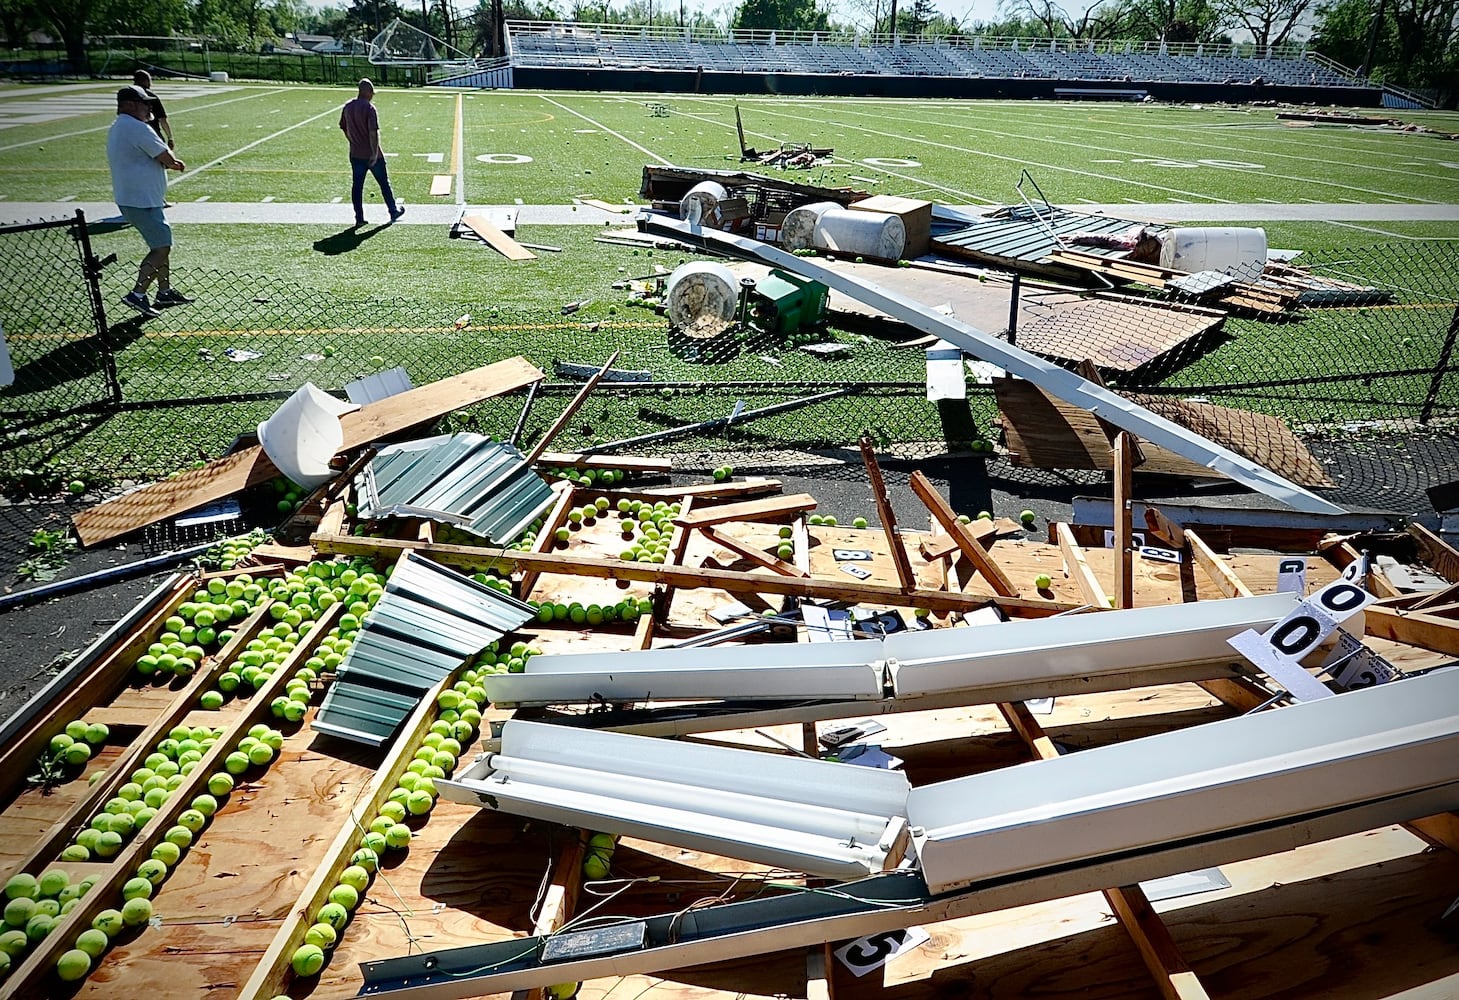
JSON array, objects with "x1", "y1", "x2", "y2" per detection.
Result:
[{"x1": 339, "y1": 78, "x2": 404, "y2": 227}]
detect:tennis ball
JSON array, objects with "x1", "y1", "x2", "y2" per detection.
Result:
[
  {"x1": 384, "y1": 824, "x2": 413, "y2": 850},
  {"x1": 582, "y1": 854, "x2": 610, "y2": 879},
  {"x1": 406, "y1": 790, "x2": 433, "y2": 815},
  {"x1": 292, "y1": 943, "x2": 326, "y2": 976},
  {"x1": 25, "y1": 913, "x2": 56, "y2": 942},
  {"x1": 144, "y1": 786, "x2": 168, "y2": 808},
  {"x1": 34, "y1": 898, "x2": 60, "y2": 918},
  {"x1": 315, "y1": 901, "x2": 349, "y2": 931},
  {"x1": 224, "y1": 751, "x2": 250, "y2": 774},
  {"x1": 369, "y1": 815, "x2": 395, "y2": 836},
  {"x1": 63, "y1": 742, "x2": 92, "y2": 765},
  {"x1": 1021, "y1": 509, "x2": 1037, "y2": 524},
  {"x1": 200, "y1": 690, "x2": 224, "y2": 710},
  {"x1": 369, "y1": 355, "x2": 385, "y2": 368},
  {"x1": 208, "y1": 772, "x2": 234, "y2": 797},
  {"x1": 338, "y1": 865, "x2": 371, "y2": 893},
  {"x1": 1035, "y1": 573, "x2": 1053, "y2": 589},
  {"x1": 547, "y1": 984, "x2": 579, "y2": 1000},
  {"x1": 853, "y1": 516, "x2": 868, "y2": 529},
  {"x1": 136, "y1": 859, "x2": 168, "y2": 885},
  {"x1": 4, "y1": 898, "x2": 36, "y2": 927},
  {"x1": 164, "y1": 825, "x2": 193, "y2": 849},
  {"x1": 191, "y1": 793, "x2": 219, "y2": 817},
  {"x1": 4, "y1": 875, "x2": 38, "y2": 901},
  {"x1": 587, "y1": 832, "x2": 617, "y2": 853},
  {"x1": 378, "y1": 800, "x2": 407, "y2": 824},
  {"x1": 177, "y1": 808, "x2": 207, "y2": 834},
  {"x1": 0, "y1": 929, "x2": 26, "y2": 956},
  {"x1": 304, "y1": 921, "x2": 337, "y2": 950},
  {"x1": 351, "y1": 847, "x2": 380, "y2": 873},
  {"x1": 75, "y1": 926, "x2": 110, "y2": 958},
  {"x1": 247, "y1": 742, "x2": 274, "y2": 767},
  {"x1": 327, "y1": 883, "x2": 359, "y2": 910},
  {"x1": 37, "y1": 870, "x2": 68, "y2": 899},
  {"x1": 60, "y1": 845, "x2": 90, "y2": 862},
  {"x1": 56, "y1": 947, "x2": 91, "y2": 981},
  {"x1": 361, "y1": 831, "x2": 387, "y2": 855},
  {"x1": 122, "y1": 877, "x2": 153, "y2": 902},
  {"x1": 94, "y1": 831, "x2": 124, "y2": 857},
  {"x1": 121, "y1": 897, "x2": 153, "y2": 926}
]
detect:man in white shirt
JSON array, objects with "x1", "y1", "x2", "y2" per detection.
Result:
[{"x1": 107, "y1": 85, "x2": 191, "y2": 319}]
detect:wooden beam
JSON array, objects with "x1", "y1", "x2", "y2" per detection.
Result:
[
  {"x1": 527, "y1": 351, "x2": 620, "y2": 464},
  {"x1": 1364, "y1": 604, "x2": 1459, "y2": 656},
  {"x1": 907, "y1": 471, "x2": 1018, "y2": 597},
  {"x1": 517, "y1": 479, "x2": 576, "y2": 600},
  {"x1": 1410, "y1": 522, "x2": 1459, "y2": 583},
  {"x1": 74, "y1": 357, "x2": 544, "y2": 547},
  {"x1": 1185, "y1": 529, "x2": 1254, "y2": 599},
  {"x1": 1055, "y1": 522, "x2": 1110, "y2": 609},
  {"x1": 310, "y1": 533, "x2": 1077, "y2": 617},
  {"x1": 700, "y1": 525, "x2": 811, "y2": 578},
  {"x1": 535, "y1": 452, "x2": 673, "y2": 474},
  {"x1": 1143, "y1": 505, "x2": 1186, "y2": 551},
  {"x1": 460, "y1": 213, "x2": 537, "y2": 260},
  {"x1": 1113, "y1": 432, "x2": 1134, "y2": 609},
  {"x1": 639, "y1": 477, "x2": 783, "y2": 500},
  {"x1": 1326, "y1": 540, "x2": 1401, "y2": 598},
  {"x1": 675, "y1": 493, "x2": 819, "y2": 529},
  {"x1": 859, "y1": 437, "x2": 917, "y2": 594},
  {"x1": 918, "y1": 517, "x2": 998, "y2": 561}
]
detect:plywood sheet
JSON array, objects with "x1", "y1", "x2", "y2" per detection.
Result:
[
  {"x1": 994, "y1": 378, "x2": 1333, "y2": 487},
  {"x1": 460, "y1": 214, "x2": 536, "y2": 260},
  {"x1": 73, "y1": 357, "x2": 544, "y2": 546},
  {"x1": 430, "y1": 174, "x2": 452, "y2": 197}
]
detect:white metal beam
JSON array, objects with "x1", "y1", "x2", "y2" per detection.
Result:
[
  {"x1": 643, "y1": 217, "x2": 1345, "y2": 516},
  {"x1": 438, "y1": 721, "x2": 910, "y2": 878}
]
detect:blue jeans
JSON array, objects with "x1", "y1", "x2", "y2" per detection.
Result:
[{"x1": 350, "y1": 156, "x2": 398, "y2": 221}]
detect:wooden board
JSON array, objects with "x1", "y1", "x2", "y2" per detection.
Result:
[
  {"x1": 73, "y1": 357, "x2": 544, "y2": 546},
  {"x1": 675, "y1": 494, "x2": 818, "y2": 529},
  {"x1": 994, "y1": 377, "x2": 1334, "y2": 487},
  {"x1": 429, "y1": 174, "x2": 452, "y2": 197},
  {"x1": 460, "y1": 214, "x2": 537, "y2": 260}
]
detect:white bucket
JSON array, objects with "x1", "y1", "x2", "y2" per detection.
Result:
[
  {"x1": 258, "y1": 383, "x2": 359, "y2": 489},
  {"x1": 664, "y1": 261, "x2": 738, "y2": 333},
  {"x1": 813, "y1": 208, "x2": 906, "y2": 260},
  {"x1": 208, "y1": 71, "x2": 229, "y2": 83},
  {"x1": 679, "y1": 181, "x2": 728, "y2": 225},
  {"x1": 1159, "y1": 227, "x2": 1267, "y2": 281},
  {"x1": 781, "y1": 201, "x2": 840, "y2": 251}
]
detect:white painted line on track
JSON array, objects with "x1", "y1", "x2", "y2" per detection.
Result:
[
  {"x1": 538, "y1": 94, "x2": 671, "y2": 165},
  {"x1": 169, "y1": 103, "x2": 341, "y2": 189}
]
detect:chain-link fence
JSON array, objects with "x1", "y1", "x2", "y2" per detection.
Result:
[{"x1": 2, "y1": 213, "x2": 1455, "y2": 514}]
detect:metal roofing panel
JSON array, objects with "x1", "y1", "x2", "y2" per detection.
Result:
[
  {"x1": 936, "y1": 207, "x2": 1143, "y2": 262},
  {"x1": 355, "y1": 433, "x2": 555, "y2": 544},
  {"x1": 315, "y1": 551, "x2": 536, "y2": 745}
]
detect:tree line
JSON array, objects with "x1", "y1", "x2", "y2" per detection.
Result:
[{"x1": 8, "y1": 0, "x2": 1455, "y2": 100}]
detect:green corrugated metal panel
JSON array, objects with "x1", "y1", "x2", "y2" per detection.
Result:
[
  {"x1": 934, "y1": 207, "x2": 1148, "y2": 263},
  {"x1": 313, "y1": 551, "x2": 535, "y2": 746},
  {"x1": 356, "y1": 433, "x2": 555, "y2": 544}
]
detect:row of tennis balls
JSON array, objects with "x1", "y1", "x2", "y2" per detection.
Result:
[
  {"x1": 42, "y1": 719, "x2": 109, "y2": 768},
  {"x1": 64, "y1": 724, "x2": 225, "y2": 861}
]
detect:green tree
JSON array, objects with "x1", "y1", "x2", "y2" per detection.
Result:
[
  {"x1": 1313, "y1": 0, "x2": 1457, "y2": 100},
  {"x1": 1001, "y1": 0, "x2": 1131, "y2": 38},
  {"x1": 1215, "y1": 0, "x2": 1314, "y2": 47},
  {"x1": 1125, "y1": 0, "x2": 1228, "y2": 41},
  {"x1": 732, "y1": 0, "x2": 831, "y2": 33}
]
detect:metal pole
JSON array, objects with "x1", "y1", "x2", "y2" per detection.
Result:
[
  {"x1": 586, "y1": 387, "x2": 853, "y2": 454},
  {"x1": 1007, "y1": 272, "x2": 1020, "y2": 347},
  {"x1": 1419, "y1": 303, "x2": 1459, "y2": 425}
]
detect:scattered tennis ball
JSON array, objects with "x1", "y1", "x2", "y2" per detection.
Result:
[
  {"x1": 582, "y1": 854, "x2": 610, "y2": 879},
  {"x1": 315, "y1": 901, "x2": 349, "y2": 931},
  {"x1": 60, "y1": 845, "x2": 90, "y2": 862},
  {"x1": 191, "y1": 793, "x2": 219, "y2": 817},
  {"x1": 94, "y1": 831, "x2": 124, "y2": 858},
  {"x1": 25, "y1": 913, "x2": 55, "y2": 942},
  {"x1": 384, "y1": 824, "x2": 413, "y2": 850},
  {"x1": 406, "y1": 790, "x2": 433, "y2": 815},
  {"x1": 207, "y1": 772, "x2": 234, "y2": 797},
  {"x1": 120, "y1": 897, "x2": 153, "y2": 926},
  {"x1": 164, "y1": 825, "x2": 193, "y2": 849},
  {"x1": 853, "y1": 516, "x2": 868, "y2": 528},
  {"x1": 1035, "y1": 573, "x2": 1053, "y2": 589},
  {"x1": 121, "y1": 877, "x2": 153, "y2": 902},
  {"x1": 0, "y1": 929, "x2": 26, "y2": 956},
  {"x1": 75, "y1": 926, "x2": 109, "y2": 958},
  {"x1": 56, "y1": 948, "x2": 91, "y2": 981},
  {"x1": 1020, "y1": 509, "x2": 1037, "y2": 523},
  {"x1": 224, "y1": 751, "x2": 250, "y2": 775},
  {"x1": 361, "y1": 831, "x2": 388, "y2": 855},
  {"x1": 369, "y1": 355, "x2": 385, "y2": 368},
  {"x1": 136, "y1": 859, "x2": 168, "y2": 885},
  {"x1": 547, "y1": 984, "x2": 579, "y2": 999},
  {"x1": 292, "y1": 943, "x2": 326, "y2": 976},
  {"x1": 199, "y1": 690, "x2": 224, "y2": 710},
  {"x1": 247, "y1": 743, "x2": 274, "y2": 767},
  {"x1": 304, "y1": 921, "x2": 337, "y2": 950},
  {"x1": 4, "y1": 898, "x2": 35, "y2": 927},
  {"x1": 351, "y1": 847, "x2": 380, "y2": 873},
  {"x1": 327, "y1": 883, "x2": 359, "y2": 910},
  {"x1": 63, "y1": 742, "x2": 92, "y2": 765},
  {"x1": 150, "y1": 840, "x2": 181, "y2": 867},
  {"x1": 338, "y1": 865, "x2": 371, "y2": 894},
  {"x1": 177, "y1": 808, "x2": 208, "y2": 834}
]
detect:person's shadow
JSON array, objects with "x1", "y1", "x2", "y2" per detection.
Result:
[{"x1": 312, "y1": 223, "x2": 388, "y2": 256}]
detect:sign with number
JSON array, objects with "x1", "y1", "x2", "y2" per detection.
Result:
[
  {"x1": 1276, "y1": 558, "x2": 1307, "y2": 595},
  {"x1": 1226, "y1": 577, "x2": 1378, "y2": 701},
  {"x1": 1103, "y1": 529, "x2": 1146, "y2": 549},
  {"x1": 1323, "y1": 630, "x2": 1399, "y2": 690},
  {"x1": 1139, "y1": 546, "x2": 1182, "y2": 564},
  {"x1": 833, "y1": 926, "x2": 930, "y2": 977}
]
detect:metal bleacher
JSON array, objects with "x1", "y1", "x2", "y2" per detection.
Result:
[{"x1": 497, "y1": 22, "x2": 1373, "y2": 93}]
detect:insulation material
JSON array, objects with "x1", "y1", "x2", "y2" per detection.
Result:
[
  {"x1": 665, "y1": 261, "x2": 739, "y2": 336},
  {"x1": 781, "y1": 201, "x2": 840, "y2": 250},
  {"x1": 814, "y1": 208, "x2": 906, "y2": 260}
]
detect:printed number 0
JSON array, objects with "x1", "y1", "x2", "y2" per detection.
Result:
[
  {"x1": 1316, "y1": 583, "x2": 1366, "y2": 613},
  {"x1": 1269, "y1": 615, "x2": 1321, "y2": 656}
]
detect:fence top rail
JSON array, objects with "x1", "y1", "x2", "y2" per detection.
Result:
[{"x1": 503, "y1": 20, "x2": 1312, "y2": 60}]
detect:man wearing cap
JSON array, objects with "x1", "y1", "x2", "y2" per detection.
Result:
[
  {"x1": 339, "y1": 78, "x2": 404, "y2": 227},
  {"x1": 108, "y1": 84, "x2": 192, "y2": 318},
  {"x1": 133, "y1": 70, "x2": 174, "y2": 149}
]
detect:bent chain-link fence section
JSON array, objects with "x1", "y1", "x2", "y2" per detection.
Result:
[{"x1": 1, "y1": 213, "x2": 1455, "y2": 516}]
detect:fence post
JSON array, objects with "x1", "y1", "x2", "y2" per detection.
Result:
[
  {"x1": 72, "y1": 209, "x2": 122, "y2": 408},
  {"x1": 1420, "y1": 303, "x2": 1459, "y2": 425}
]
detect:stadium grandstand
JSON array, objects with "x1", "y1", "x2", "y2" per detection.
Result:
[{"x1": 428, "y1": 20, "x2": 1387, "y2": 106}]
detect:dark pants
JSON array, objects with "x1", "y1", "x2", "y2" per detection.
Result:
[{"x1": 350, "y1": 156, "x2": 398, "y2": 221}]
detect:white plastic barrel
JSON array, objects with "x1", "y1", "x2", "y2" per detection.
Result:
[
  {"x1": 781, "y1": 201, "x2": 840, "y2": 250},
  {"x1": 208, "y1": 71, "x2": 229, "y2": 83},
  {"x1": 1159, "y1": 227, "x2": 1267, "y2": 281},
  {"x1": 257, "y1": 383, "x2": 359, "y2": 489},
  {"x1": 813, "y1": 208, "x2": 906, "y2": 260},
  {"x1": 665, "y1": 261, "x2": 739, "y2": 334},
  {"x1": 679, "y1": 181, "x2": 728, "y2": 225}
]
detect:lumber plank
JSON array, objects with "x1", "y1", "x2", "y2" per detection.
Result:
[
  {"x1": 518, "y1": 479, "x2": 576, "y2": 600},
  {"x1": 907, "y1": 472, "x2": 1018, "y2": 597},
  {"x1": 1055, "y1": 522, "x2": 1109, "y2": 609},
  {"x1": 1409, "y1": 522, "x2": 1459, "y2": 583},
  {"x1": 309, "y1": 533, "x2": 1078, "y2": 617},
  {"x1": 1364, "y1": 605, "x2": 1459, "y2": 655},
  {"x1": 640, "y1": 478, "x2": 782, "y2": 499},
  {"x1": 461, "y1": 213, "x2": 537, "y2": 260},
  {"x1": 675, "y1": 493, "x2": 818, "y2": 529},
  {"x1": 1186, "y1": 529, "x2": 1253, "y2": 598},
  {"x1": 860, "y1": 437, "x2": 917, "y2": 593},
  {"x1": 700, "y1": 525, "x2": 810, "y2": 578},
  {"x1": 918, "y1": 517, "x2": 1000, "y2": 560},
  {"x1": 430, "y1": 174, "x2": 452, "y2": 196},
  {"x1": 74, "y1": 357, "x2": 544, "y2": 547},
  {"x1": 527, "y1": 351, "x2": 620, "y2": 463},
  {"x1": 536, "y1": 452, "x2": 674, "y2": 473}
]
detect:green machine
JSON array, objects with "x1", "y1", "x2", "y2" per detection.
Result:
[{"x1": 749, "y1": 269, "x2": 829, "y2": 337}]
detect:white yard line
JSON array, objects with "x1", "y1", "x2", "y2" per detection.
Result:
[
  {"x1": 814, "y1": 103, "x2": 1442, "y2": 204},
  {"x1": 168, "y1": 104, "x2": 340, "y2": 188},
  {"x1": 0, "y1": 89, "x2": 285, "y2": 155},
  {"x1": 454, "y1": 92, "x2": 466, "y2": 205},
  {"x1": 538, "y1": 94, "x2": 672, "y2": 165}
]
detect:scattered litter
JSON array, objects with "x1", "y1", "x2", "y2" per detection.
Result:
[
  {"x1": 265, "y1": 373, "x2": 291, "y2": 381},
  {"x1": 224, "y1": 348, "x2": 261, "y2": 363},
  {"x1": 300, "y1": 353, "x2": 326, "y2": 362},
  {"x1": 799, "y1": 342, "x2": 851, "y2": 358},
  {"x1": 454, "y1": 314, "x2": 471, "y2": 329},
  {"x1": 561, "y1": 300, "x2": 592, "y2": 315}
]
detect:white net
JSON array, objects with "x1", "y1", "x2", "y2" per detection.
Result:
[{"x1": 368, "y1": 18, "x2": 472, "y2": 66}]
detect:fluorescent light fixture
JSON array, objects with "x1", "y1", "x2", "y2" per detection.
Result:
[
  {"x1": 438, "y1": 720, "x2": 911, "y2": 878},
  {"x1": 910, "y1": 666, "x2": 1459, "y2": 894}
]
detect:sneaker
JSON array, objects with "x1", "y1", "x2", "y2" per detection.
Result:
[
  {"x1": 390, "y1": 202, "x2": 406, "y2": 221},
  {"x1": 354, "y1": 217, "x2": 366, "y2": 227},
  {"x1": 120, "y1": 291, "x2": 159, "y2": 318},
  {"x1": 155, "y1": 288, "x2": 195, "y2": 307}
]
